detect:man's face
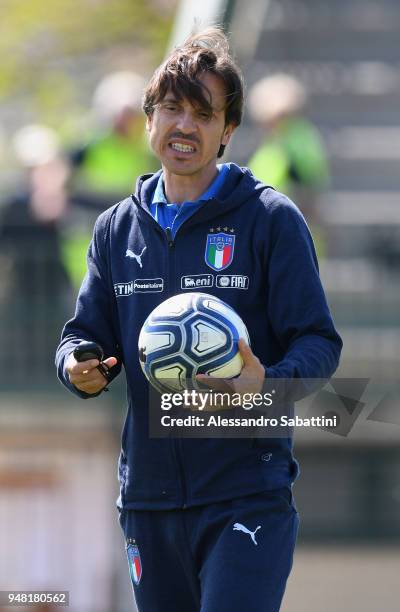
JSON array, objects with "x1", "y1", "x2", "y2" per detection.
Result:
[{"x1": 146, "y1": 73, "x2": 235, "y2": 180}]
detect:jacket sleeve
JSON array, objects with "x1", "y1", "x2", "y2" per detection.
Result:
[
  {"x1": 55, "y1": 211, "x2": 122, "y2": 398},
  {"x1": 264, "y1": 197, "x2": 342, "y2": 397}
]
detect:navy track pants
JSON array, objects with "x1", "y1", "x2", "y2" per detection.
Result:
[{"x1": 119, "y1": 487, "x2": 299, "y2": 612}]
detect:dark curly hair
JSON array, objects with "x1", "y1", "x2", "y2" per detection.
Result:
[{"x1": 143, "y1": 27, "x2": 244, "y2": 158}]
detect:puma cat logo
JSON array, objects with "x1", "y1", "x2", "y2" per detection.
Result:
[{"x1": 233, "y1": 523, "x2": 261, "y2": 546}]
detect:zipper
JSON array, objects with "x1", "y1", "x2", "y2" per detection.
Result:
[
  {"x1": 131, "y1": 198, "x2": 187, "y2": 505},
  {"x1": 165, "y1": 226, "x2": 174, "y2": 248},
  {"x1": 132, "y1": 195, "x2": 225, "y2": 509},
  {"x1": 165, "y1": 225, "x2": 187, "y2": 506},
  {"x1": 159, "y1": 226, "x2": 188, "y2": 506},
  {"x1": 163, "y1": 227, "x2": 188, "y2": 506}
]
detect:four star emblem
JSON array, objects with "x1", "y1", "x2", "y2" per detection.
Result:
[{"x1": 209, "y1": 227, "x2": 235, "y2": 233}]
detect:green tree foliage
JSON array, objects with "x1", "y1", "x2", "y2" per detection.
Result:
[{"x1": 0, "y1": 0, "x2": 175, "y2": 122}]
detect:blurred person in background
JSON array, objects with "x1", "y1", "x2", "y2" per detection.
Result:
[
  {"x1": 65, "y1": 71, "x2": 160, "y2": 290},
  {"x1": 247, "y1": 74, "x2": 329, "y2": 257},
  {"x1": 70, "y1": 70, "x2": 158, "y2": 210},
  {"x1": 0, "y1": 124, "x2": 72, "y2": 383}
]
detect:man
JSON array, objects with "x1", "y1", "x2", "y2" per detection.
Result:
[{"x1": 56, "y1": 28, "x2": 342, "y2": 612}]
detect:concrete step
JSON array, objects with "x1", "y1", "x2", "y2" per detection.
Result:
[
  {"x1": 248, "y1": 60, "x2": 400, "y2": 100},
  {"x1": 256, "y1": 29, "x2": 400, "y2": 62},
  {"x1": 264, "y1": 0, "x2": 400, "y2": 32},
  {"x1": 326, "y1": 127, "x2": 400, "y2": 161},
  {"x1": 329, "y1": 160, "x2": 400, "y2": 190},
  {"x1": 322, "y1": 191, "x2": 400, "y2": 225}
]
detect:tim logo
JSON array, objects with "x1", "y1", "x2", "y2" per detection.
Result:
[
  {"x1": 181, "y1": 274, "x2": 214, "y2": 289},
  {"x1": 216, "y1": 275, "x2": 249, "y2": 289},
  {"x1": 114, "y1": 282, "x2": 133, "y2": 297}
]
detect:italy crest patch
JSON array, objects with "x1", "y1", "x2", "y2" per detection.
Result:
[
  {"x1": 127, "y1": 541, "x2": 142, "y2": 586},
  {"x1": 205, "y1": 231, "x2": 235, "y2": 271}
]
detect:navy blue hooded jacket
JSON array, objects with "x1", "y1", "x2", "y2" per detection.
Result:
[{"x1": 56, "y1": 164, "x2": 342, "y2": 510}]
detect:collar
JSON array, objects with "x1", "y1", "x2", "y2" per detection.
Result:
[{"x1": 152, "y1": 163, "x2": 230, "y2": 206}]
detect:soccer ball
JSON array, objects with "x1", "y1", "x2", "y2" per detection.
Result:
[{"x1": 138, "y1": 292, "x2": 250, "y2": 393}]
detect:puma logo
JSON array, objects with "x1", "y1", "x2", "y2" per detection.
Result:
[
  {"x1": 233, "y1": 523, "x2": 261, "y2": 546},
  {"x1": 126, "y1": 246, "x2": 147, "y2": 268}
]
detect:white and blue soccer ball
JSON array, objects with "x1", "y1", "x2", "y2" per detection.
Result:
[{"x1": 138, "y1": 292, "x2": 250, "y2": 393}]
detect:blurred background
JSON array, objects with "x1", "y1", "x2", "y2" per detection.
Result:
[{"x1": 0, "y1": 0, "x2": 399, "y2": 610}]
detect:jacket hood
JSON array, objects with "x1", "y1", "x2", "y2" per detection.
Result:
[{"x1": 132, "y1": 163, "x2": 275, "y2": 223}]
